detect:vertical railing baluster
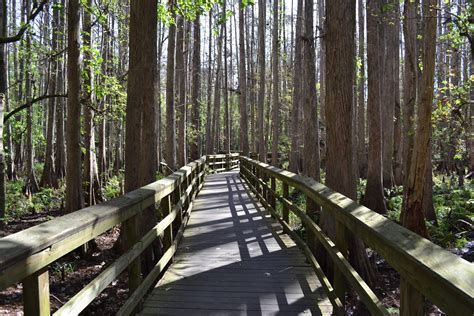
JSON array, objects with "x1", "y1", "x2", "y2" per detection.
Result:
[
  {"x1": 282, "y1": 182, "x2": 289, "y2": 223},
  {"x1": 23, "y1": 268, "x2": 50, "y2": 316},
  {"x1": 334, "y1": 219, "x2": 348, "y2": 306},
  {"x1": 160, "y1": 194, "x2": 173, "y2": 251}
]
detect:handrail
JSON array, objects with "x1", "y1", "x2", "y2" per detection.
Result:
[
  {"x1": 240, "y1": 156, "x2": 474, "y2": 315},
  {"x1": 0, "y1": 155, "x2": 222, "y2": 315},
  {"x1": 207, "y1": 153, "x2": 239, "y2": 172}
]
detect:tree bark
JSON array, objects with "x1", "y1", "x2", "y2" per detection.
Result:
[
  {"x1": 176, "y1": 15, "x2": 186, "y2": 167},
  {"x1": 363, "y1": 0, "x2": 387, "y2": 214},
  {"x1": 0, "y1": 0, "x2": 6, "y2": 223},
  {"x1": 190, "y1": 15, "x2": 201, "y2": 160},
  {"x1": 289, "y1": 0, "x2": 303, "y2": 173},
  {"x1": 324, "y1": 0, "x2": 374, "y2": 286},
  {"x1": 82, "y1": 0, "x2": 101, "y2": 204},
  {"x1": 125, "y1": 0, "x2": 159, "y2": 281},
  {"x1": 165, "y1": 2, "x2": 177, "y2": 171},
  {"x1": 357, "y1": 0, "x2": 367, "y2": 179},
  {"x1": 65, "y1": 0, "x2": 84, "y2": 214},
  {"x1": 257, "y1": 0, "x2": 266, "y2": 162},
  {"x1": 271, "y1": 0, "x2": 280, "y2": 166},
  {"x1": 400, "y1": 0, "x2": 437, "y2": 313},
  {"x1": 238, "y1": 0, "x2": 249, "y2": 155}
]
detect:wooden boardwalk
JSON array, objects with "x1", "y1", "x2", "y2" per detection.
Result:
[{"x1": 140, "y1": 170, "x2": 333, "y2": 316}]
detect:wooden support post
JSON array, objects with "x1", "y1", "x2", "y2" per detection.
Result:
[
  {"x1": 123, "y1": 214, "x2": 142, "y2": 294},
  {"x1": 23, "y1": 268, "x2": 50, "y2": 316},
  {"x1": 334, "y1": 220, "x2": 348, "y2": 306},
  {"x1": 270, "y1": 177, "x2": 276, "y2": 213},
  {"x1": 282, "y1": 182, "x2": 289, "y2": 223},
  {"x1": 400, "y1": 279, "x2": 425, "y2": 316},
  {"x1": 160, "y1": 194, "x2": 173, "y2": 251}
]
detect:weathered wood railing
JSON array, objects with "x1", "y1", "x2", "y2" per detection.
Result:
[
  {"x1": 0, "y1": 155, "x2": 227, "y2": 315},
  {"x1": 207, "y1": 153, "x2": 239, "y2": 173},
  {"x1": 240, "y1": 156, "x2": 474, "y2": 315}
]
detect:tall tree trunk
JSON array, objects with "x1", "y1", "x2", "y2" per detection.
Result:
[
  {"x1": 289, "y1": 0, "x2": 303, "y2": 172},
  {"x1": 223, "y1": 0, "x2": 230, "y2": 154},
  {"x1": 324, "y1": 0, "x2": 374, "y2": 287},
  {"x1": 165, "y1": 2, "x2": 177, "y2": 171},
  {"x1": 271, "y1": 0, "x2": 280, "y2": 166},
  {"x1": 363, "y1": 0, "x2": 387, "y2": 214},
  {"x1": 238, "y1": 0, "x2": 249, "y2": 155},
  {"x1": 402, "y1": 0, "x2": 418, "y2": 207},
  {"x1": 212, "y1": 21, "x2": 224, "y2": 154},
  {"x1": 205, "y1": 10, "x2": 213, "y2": 155},
  {"x1": 400, "y1": 0, "x2": 437, "y2": 314},
  {"x1": 55, "y1": 0, "x2": 66, "y2": 180},
  {"x1": 190, "y1": 15, "x2": 201, "y2": 160},
  {"x1": 65, "y1": 0, "x2": 84, "y2": 214},
  {"x1": 40, "y1": 0, "x2": 58, "y2": 189},
  {"x1": 124, "y1": 0, "x2": 159, "y2": 283},
  {"x1": 0, "y1": 0, "x2": 6, "y2": 223},
  {"x1": 357, "y1": 0, "x2": 367, "y2": 179},
  {"x1": 176, "y1": 15, "x2": 186, "y2": 167},
  {"x1": 82, "y1": 0, "x2": 101, "y2": 204},
  {"x1": 24, "y1": 0, "x2": 38, "y2": 197},
  {"x1": 381, "y1": 0, "x2": 397, "y2": 189},
  {"x1": 257, "y1": 0, "x2": 266, "y2": 162},
  {"x1": 393, "y1": 2, "x2": 403, "y2": 185}
]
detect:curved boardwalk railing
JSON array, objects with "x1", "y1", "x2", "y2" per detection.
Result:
[
  {"x1": 240, "y1": 156, "x2": 474, "y2": 315},
  {"x1": 0, "y1": 154, "x2": 236, "y2": 316}
]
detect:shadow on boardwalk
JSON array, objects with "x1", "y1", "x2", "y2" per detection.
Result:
[{"x1": 140, "y1": 170, "x2": 332, "y2": 316}]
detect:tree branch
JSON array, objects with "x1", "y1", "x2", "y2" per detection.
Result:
[
  {"x1": 4, "y1": 94, "x2": 67, "y2": 123},
  {"x1": 0, "y1": 0, "x2": 48, "y2": 44}
]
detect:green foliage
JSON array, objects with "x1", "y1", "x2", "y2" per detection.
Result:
[
  {"x1": 3, "y1": 179, "x2": 64, "y2": 223},
  {"x1": 430, "y1": 182, "x2": 473, "y2": 248},
  {"x1": 103, "y1": 173, "x2": 124, "y2": 201}
]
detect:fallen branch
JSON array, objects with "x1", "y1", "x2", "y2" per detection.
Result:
[{"x1": 4, "y1": 94, "x2": 67, "y2": 123}]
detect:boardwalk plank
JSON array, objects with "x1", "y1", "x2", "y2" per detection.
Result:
[{"x1": 140, "y1": 170, "x2": 332, "y2": 315}]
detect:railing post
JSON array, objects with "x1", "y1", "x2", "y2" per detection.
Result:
[
  {"x1": 123, "y1": 214, "x2": 142, "y2": 294},
  {"x1": 23, "y1": 268, "x2": 50, "y2": 316},
  {"x1": 160, "y1": 194, "x2": 173, "y2": 251},
  {"x1": 270, "y1": 176, "x2": 276, "y2": 213},
  {"x1": 400, "y1": 280, "x2": 425, "y2": 316},
  {"x1": 334, "y1": 220, "x2": 348, "y2": 306},
  {"x1": 282, "y1": 182, "x2": 289, "y2": 223}
]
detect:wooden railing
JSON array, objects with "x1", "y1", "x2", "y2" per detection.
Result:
[
  {"x1": 240, "y1": 156, "x2": 474, "y2": 315},
  {"x1": 0, "y1": 155, "x2": 225, "y2": 315},
  {"x1": 207, "y1": 153, "x2": 239, "y2": 173}
]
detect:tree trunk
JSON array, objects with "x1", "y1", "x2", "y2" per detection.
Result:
[
  {"x1": 381, "y1": 0, "x2": 397, "y2": 189},
  {"x1": 190, "y1": 15, "x2": 201, "y2": 160},
  {"x1": 205, "y1": 10, "x2": 213, "y2": 155},
  {"x1": 357, "y1": 0, "x2": 367, "y2": 179},
  {"x1": 124, "y1": 0, "x2": 160, "y2": 282},
  {"x1": 82, "y1": 0, "x2": 101, "y2": 204},
  {"x1": 65, "y1": 0, "x2": 84, "y2": 214},
  {"x1": 400, "y1": 1, "x2": 437, "y2": 314},
  {"x1": 238, "y1": 0, "x2": 249, "y2": 155},
  {"x1": 212, "y1": 21, "x2": 224, "y2": 154},
  {"x1": 55, "y1": 0, "x2": 66, "y2": 180},
  {"x1": 363, "y1": 0, "x2": 387, "y2": 214},
  {"x1": 324, "y1": 0, "x2": 374, "y2": 287},
  {"x1": 257, "y1": 0, "x2": 266, "y2": 162},
  {"x1": 176, "y1": 15, "x2": 186, "y2": 167},
  {"x1": 24, "y1": 0, "x2": 38, "y2": 197},
  {"x1": 165, "y1": 3, "x2": 177, "y2": 171},
  {"x1": 0, "y1": 0, "x2": 6, "y2": 223},
  {"x1": 40, "y1": 1, "x2": 58, "y2": 189},
  {"x1": 271, "y1": 0, "x2": 280, "y2": 166}
]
